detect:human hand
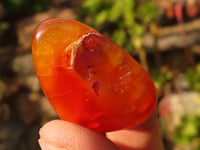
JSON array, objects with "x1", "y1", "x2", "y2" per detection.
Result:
[{"x1": 38, "y1": 111, "x2": 165, "y2": 150}]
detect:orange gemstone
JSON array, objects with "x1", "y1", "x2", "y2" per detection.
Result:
[{"x1": 32, "y1": 18, "x2": 157, "y2": 133}]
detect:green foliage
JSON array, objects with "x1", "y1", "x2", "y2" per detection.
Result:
[
  {"x1": 1, "y1": 0, "x2": 51, "y2": 18},
  {"x1": 80, "y1": 0, "x2": 158, "y2": 53},
  {"x1": 137, "y1": 2, "x2": 158, "y2": 25},
  {"x1": 0, "y1": 22, "x2": 9, "y2": 30},
  {"x1": 173, "y1": 114, "x2": 200, "y2": 148},
  {"x1": 151, "y1": 69, "x2": 173, "y2": 90},
  {"x1": 186, "y1": 63, "x2": 200, "y2": 92}
]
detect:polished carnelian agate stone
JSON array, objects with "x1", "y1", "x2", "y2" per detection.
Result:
[{"x1": 32, "y1": 18, "x2": 157, "y2": 133}]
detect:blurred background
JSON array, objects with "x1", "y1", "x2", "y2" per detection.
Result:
[{"x1": 0, "y1": 0, "x2": 200, "y2": 149}]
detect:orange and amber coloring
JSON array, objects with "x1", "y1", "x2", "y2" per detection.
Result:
[{"x1": 32, "y1": 18, "x2": 157, "y2": 133}]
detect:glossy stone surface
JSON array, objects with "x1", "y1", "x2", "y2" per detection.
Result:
[{"x1": 32, "y1": 18, "x2": 157, "y2": 133}]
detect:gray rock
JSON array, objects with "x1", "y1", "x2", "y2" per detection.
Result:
[
  {"x1": 24, "y1": 76, "x2": 41, "y2": 92},
  {"x1": 159, "y1": 91, "x2": 200, "y2": 131},
  {"x1": 39, "y1": 96, "x2": 58, "y2": 124},
  {"x1": 12, "y1": 54, "x2": 35, "y2": 76}
]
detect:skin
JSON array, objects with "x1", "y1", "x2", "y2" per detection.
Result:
[{"x1": 38, "y1": 110, "x2": 165, "y2": 150}]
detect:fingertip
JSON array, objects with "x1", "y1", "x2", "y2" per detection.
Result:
[
  {"x1": 39, "y1": 120, "x2": 119, "y2": 150},
  {"x1": 39, "y1": 120, "x2": 72, "y2": 148},
  {"x1": 38, "y1": 139, "x2": 67, "y2": 150}
]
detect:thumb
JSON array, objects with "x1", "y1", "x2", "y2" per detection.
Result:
[{"x1": 38, "y1": 120, "x2": 119, "y2": 150}]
